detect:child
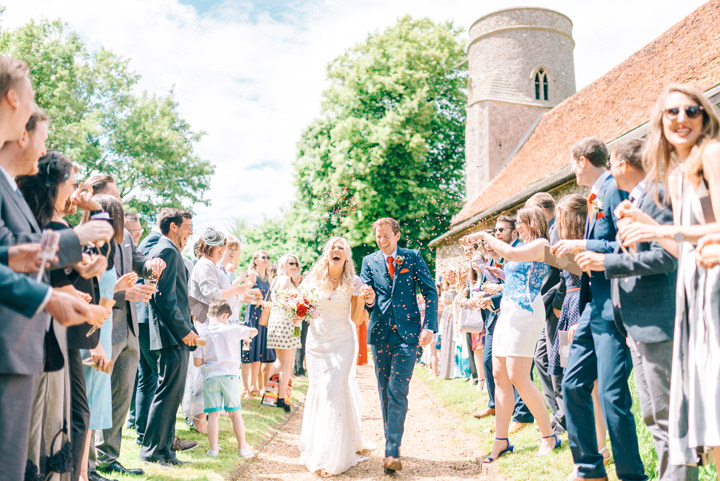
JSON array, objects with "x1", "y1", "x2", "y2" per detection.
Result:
[{"x1": 194, "y1": 300, "x2": 258, "y2": 458}]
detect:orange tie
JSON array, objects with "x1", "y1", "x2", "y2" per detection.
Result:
[
  {"x1": 387, "y1": 256, "x2": 395, "y2": 280},
  {"x1": 587, "y1": 192, "x2": 597, "y2": 220}
]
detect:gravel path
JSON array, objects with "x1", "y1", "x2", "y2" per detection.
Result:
[{"x1": 233, "y1": 362, "x2": 502, "y2": 481}]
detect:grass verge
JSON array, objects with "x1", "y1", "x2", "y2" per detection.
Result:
[
  {"x1": 415, "y1": 365, "x2": 717, "y2": 481},
  {"x1": 106, "y1": 376, "x2": 308, "y2": 481}
]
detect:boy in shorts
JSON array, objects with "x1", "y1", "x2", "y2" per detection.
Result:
[{"x1": 194, "y1": 300, "x2": 258, "y2": 458}]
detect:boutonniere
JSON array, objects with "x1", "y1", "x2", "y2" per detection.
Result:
[
  {"x1": 591, "y1": 197, "x2": 606, "y2": 220},
  {"x1": 394, "y1": 255, "x2": 405, "y2": 266}
]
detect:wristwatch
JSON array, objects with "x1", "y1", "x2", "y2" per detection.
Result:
[{"x1": 673, "y1": 227, "x2": 685, "y2": 243}]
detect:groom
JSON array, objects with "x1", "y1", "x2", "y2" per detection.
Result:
[{"x1": 360, "y1": 217, "x2": 438, "y2": 473}]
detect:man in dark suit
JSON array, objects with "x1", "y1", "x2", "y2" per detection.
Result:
[
  {"x1": 139, "y1": 208, "x2": 199, "y2": 466},
  {"x1": 0, "y1": 67, "x2": 114, "y2": 480},
  {"x1": 553, "y1": 137, "x2": 645, "y2": 481},
  {"x1": 90, "y1": 176, "x2": 163, "y2": 477},
  {"x1": 360, "y1": 217, "x2": 438, "y2": 473},
  {"x1": 575, "y1": 138, "x2": 697, "y2": 481},
  {"x1": 132, "y1": 227, "x2": 162, "y2": 444}
]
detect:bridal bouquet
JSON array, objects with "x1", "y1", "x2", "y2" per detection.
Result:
[{"x1": 277, "y1": 288, "x2": 319, "y2": 336}]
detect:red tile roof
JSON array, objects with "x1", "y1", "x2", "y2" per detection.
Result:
[{"x1": 453, "y1": 0, "x2": 720, "y2": 224}]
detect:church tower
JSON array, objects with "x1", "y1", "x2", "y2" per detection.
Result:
[{"x1": 465, "y1": 7, "x2": 576, "y2": 200}]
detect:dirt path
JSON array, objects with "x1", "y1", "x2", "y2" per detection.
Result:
[{"x1": 234, "y1": 362, "x2": 501, "y2": 480}]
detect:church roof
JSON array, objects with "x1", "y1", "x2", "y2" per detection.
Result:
[{"x1": 451, "y1": 0, "x2": 720, "y2": 225}]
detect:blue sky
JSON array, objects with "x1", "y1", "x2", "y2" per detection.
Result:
[{"x1": 0, "y1": 0, "x2": 710, "y2": 237}]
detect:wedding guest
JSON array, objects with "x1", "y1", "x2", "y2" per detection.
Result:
[
  {"x1": 241, "y1": 250, "x2": 276, "y2": 397},
  {"x1": 266, "y1": 254, "x2": 303, "y2": 412},
  {"x1": 468, "y1": 207, "x2": 559, "y2": 461},
  {"x1": 89, "y1": 175, "x2": 162, "y2": 478},
  {"x1": 437, "y1": 268, "x2": 458, "y2": 379},
  {"x1": 552, "y1": 137, "x2": 645, "y2": 481},
  {"x1": 186, "y1": 228, "x2": 251, "y2": 429},
  {"x1": 193, "y1": 301, "x2": 257, "y2": 458},
  {"x1": 525, "y1": 192, "x2": 565, "y2": 434},
  {"x1": 619, "y1": 83, "x2": 720, "y2": 478},
  {"x1": 140, "y1": 208, "x2": 199, "y2": 466},
  {"x1": 124, "y1": 212, "x2": 143, "y2": 245}
]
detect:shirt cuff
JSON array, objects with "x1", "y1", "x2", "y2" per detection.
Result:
[{"x1": 35, "y1": 286, "x2": 53, "y2": 317}]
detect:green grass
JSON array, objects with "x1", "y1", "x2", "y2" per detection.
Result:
[
  {"x1": 416, "y1": 366, "x2": 717, "y2": 481},
  {"x1": 108, "y1": 376, "x2": 308, "y2": 481}
]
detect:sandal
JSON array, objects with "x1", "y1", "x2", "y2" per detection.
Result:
[
  {"x1": 483, "y1": 437, "x2": 513, "y2": 463},
  {"x1": 537, "y1": 433, "x2": 562, "y2": 457}
]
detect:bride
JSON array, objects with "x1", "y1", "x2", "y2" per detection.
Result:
[{"x1": 298, "y1": 237, "x2": 372, "y2": 475}]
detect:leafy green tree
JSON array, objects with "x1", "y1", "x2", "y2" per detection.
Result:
[
  {"x1": 0, "y1": 19, "x2": 214, "y2": 220},
  {"x1": 291, "y1": 15, "x2": 466, "y2": 267}
]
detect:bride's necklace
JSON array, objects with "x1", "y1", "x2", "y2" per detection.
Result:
[{"x1": 327, "y1": 274, "x2": 341, "y2": 299}]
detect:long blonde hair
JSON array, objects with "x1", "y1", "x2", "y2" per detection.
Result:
[
  {"x1": 305, "y1": 237, "x2": 356, "y2": 290},
  {"x1": 248, "y1": 250, "x2": 270, "y2": 277},
  {"x1": 277, "y1": 253, "x2": 299, "y2": 277},
  {"x1": 644, "y1": 83, "x2": 720, "y2": 189}
]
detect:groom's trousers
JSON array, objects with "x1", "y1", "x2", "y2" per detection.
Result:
[{"x1": 371, "y1": 327, "x2": 417, "y2": 458}]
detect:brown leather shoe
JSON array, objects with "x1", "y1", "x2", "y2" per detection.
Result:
[
  {"x1": 474, "y1": 407, "x2": 495, "y2": 419},
  {"x1": 508, "y1": 421, "x2": 532, "y2": 434},
  {"x1": 383, "y1": 456, "x2": 402, "y2": 473}
]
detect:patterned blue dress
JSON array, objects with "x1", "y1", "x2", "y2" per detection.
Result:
[
  {"x1": 492, "y1": 259, "x2": 549, "y2": 358},
  {"x1": 549, "y1": 271, "x2": 581, "y2": 375},
  {"x1": 241, "y1": 276, "x2": 277, "y2": 364}
]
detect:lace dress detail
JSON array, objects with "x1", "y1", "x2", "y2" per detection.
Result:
[{"x1": 299, "y1": 275, "x2": 370, "y2": 474}]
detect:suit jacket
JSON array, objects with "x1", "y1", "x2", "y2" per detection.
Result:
[
  {"x1": 360, "y1": 247, "x2": 438, "y2": 345},
  {"x1": 0, "y1": 255, "x2": 49, "y2": 319},
  {"x1": 137, "y1": 230, "x2": 162, "y2": 325},
  {"x1": 111, "y1": 229, "x2": 151, "y2": 345},
  {"x1": 147, "y1": 236, "x2": 195, "y2": 351},
  {"x1": 0, "y1": 173, "x2": 82, "y2": 375},
  {"x1": 579, "y1": 174, "x2": 628, "y2": 322},
  {"x1": 540, "y1": 220, "x2": 562, "y2": 340},
  {"x1": 604, "y1": 184, "x2": 676, "y2": 343}
]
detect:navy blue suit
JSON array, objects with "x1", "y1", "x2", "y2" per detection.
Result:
[
  {"x1": 562, "y1": 174, "x2": 647, "y2": 480},
  {"x1": 361, "y1": 247, "x2": 437, "y2": 457}
]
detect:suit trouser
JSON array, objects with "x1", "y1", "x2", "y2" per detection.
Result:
[
  {"x1": 562, "y1": 304, "x2": 646, "y2": 480},
  {"x1": 630, "y1": 340, "x2": 697, "y2": 481},
  {"x1": 293, "y1": 320, "x2": 309, "y2": 376},
  {"x1": 96, "y1": 323, "x2": 141, "y2": 466},
  {"x1": 139, "y1": 346, "x2": 189, "y2": 462},
  {"x1": 134, "y1": 323, "x2": 158, "y2": 440},
  {"x1": 371, "y1": 328, "x2": 417, "y2": 458},
  {"x1": 68, "y1": 349, "x2": 90, "y2": 481},
  {"x1": 484, "y1": 323, "x2": 534, "y2": 422},
  {"x1": 0, "y1": 373, "x2": 36, "y2": 481},
  {"x1": 534, "y1": 327, "x2": 565, "y2": 432}
]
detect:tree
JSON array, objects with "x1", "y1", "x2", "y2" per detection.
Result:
[
  {"x1": 291, "y1": 16, "x2": 466, "y2": 267},
  {"x1": 0, "y1": 19, "x2": 214, "y2": 220}
]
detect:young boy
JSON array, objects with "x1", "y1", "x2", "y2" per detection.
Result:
[{"x1": 194, "y1": 300, "x2": 258, "y2": 458}]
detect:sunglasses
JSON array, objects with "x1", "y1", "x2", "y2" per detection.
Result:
[
  {"x1": 288, "y1": 262, "x2": 299, "y2": 267},
  {"x1": 664, "y1": 105, "x2": 704, "y2": 119},
  {"x1": 258, "y1": 256, "x2": 270, "y2": 260}
]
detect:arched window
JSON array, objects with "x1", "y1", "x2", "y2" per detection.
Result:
[{"x1": 534, "y1": 68, "x2": 549, "y2": 101}]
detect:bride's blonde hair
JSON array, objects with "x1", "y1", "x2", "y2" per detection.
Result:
[{"x1": 305, "y1": 237, "x2": 356, "y2": 290}]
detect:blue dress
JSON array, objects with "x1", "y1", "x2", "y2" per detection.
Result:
[
  {"x1": 82, "y1": 268, "x2": 116, "y2": 430},
  {"x1": 549, "y1": 271, "x2": 581, "y2": 375},
  {"x1": 492, "y1": 259, "x2": 549, "y2": 358},
  {"x1": 241, "y1": 276, "x2": 277, "y2": 364}
]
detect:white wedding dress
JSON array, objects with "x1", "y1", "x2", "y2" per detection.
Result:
[{"x1": 299, "y1": 276, "x2": 370, "y2": 474}]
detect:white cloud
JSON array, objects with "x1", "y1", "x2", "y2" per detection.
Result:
[{"x1": 0, "y1": 0, "x2": 708, "y2": 236}]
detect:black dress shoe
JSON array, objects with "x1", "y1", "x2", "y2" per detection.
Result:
[
  {"x1": 100, "y1": 461, "x2": 144, "y2": 476},
  {"x1": 166, "y1": 457, "x2": 185, "y2": 466},
  {"x1": 88, "y1": 470, "x2": 116, "y2": 481}
]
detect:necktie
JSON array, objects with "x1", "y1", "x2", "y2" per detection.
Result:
[
  {"x1": 387, "y1": 256, "x2": 395, "y2": 280},
  {"x1": 587, "y1": 192, "x2": 597, "y2": 220}
]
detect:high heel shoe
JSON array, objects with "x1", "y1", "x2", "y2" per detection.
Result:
[
  {"x1": 276, "y1": 398, "x2": 291, "y2": 413},
  {"x1": 483, "y1": 437, "x2": 513, "y2": 463},
  {"x1": 537, "y1": 433, "x2": 562, "y2": 457}
]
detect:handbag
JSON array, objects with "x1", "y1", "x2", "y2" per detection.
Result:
[
  {"x1": 258, "y1": 279, "x2": 275, "y2": 327},
  {"x1": 458, "y1": 307, "x2": 485, "y2": 333}
]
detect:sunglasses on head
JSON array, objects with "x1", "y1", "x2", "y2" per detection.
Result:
[{"x1": 664, "y1": 105, "x2": 704, "y2": 119}]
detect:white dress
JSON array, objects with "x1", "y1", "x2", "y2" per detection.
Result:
[{"x1": 299, "y1": 276, "x2": 370, "y2": 475}]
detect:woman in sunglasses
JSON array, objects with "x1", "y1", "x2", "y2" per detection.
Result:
[
  {"x1": 619, "y1": 83, "x2": 720, "y2": 477},
  {"x1": 241, "y1": 250, "x2": 276, "y2": 397},
  {"x1": 266, "y1": 254, "x2": 303, "y2": 411}
]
